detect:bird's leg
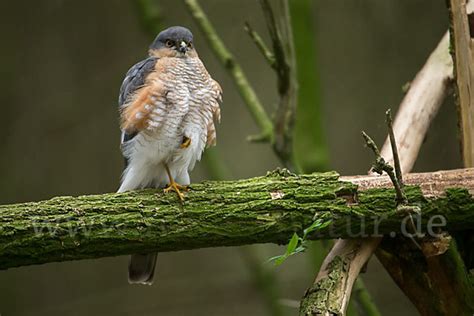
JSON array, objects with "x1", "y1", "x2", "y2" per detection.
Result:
[
  {"x1": 163, "y1": 164, "x2": 187, "y2": 201},
  {"x1": 180, "y1": 136, "x2": 191, "y2": 149}
]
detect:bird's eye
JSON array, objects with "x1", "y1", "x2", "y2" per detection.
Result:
[
  {"x1": 187, "y1": 42, "x2": 193, "y2": 48},
  {"x1": 165, "y1": 40, "x2": 173, "y2": 47}
]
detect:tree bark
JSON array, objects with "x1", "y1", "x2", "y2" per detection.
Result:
[
  {"x1": 376, "y1": 236, "x2": 474, "y2": 316},
  {"x1": 448, "y1": 0, "x2": 474, "y2": 167},
  {"x1": 1, "y1": 168, "x2": 474, "y2": 271}
]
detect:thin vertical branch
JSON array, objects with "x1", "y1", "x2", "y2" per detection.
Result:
[
  {"x1": 362, "y1": 131, "x2": 407, "y2": 205},
  {"x1": 289, "y1": 0, "x2": 329, "y2": 172},
  {"x1": 352, "y1": 279, "x2": 382, "y2": 316},
  {"x1": 446, "y1": 0, "x2": 474, "y2": 301},
  {"x1": 386, "y1": 109, "x2": 404, "y2": 190},
  {"x1": 448, "y1": 0, "x2": 474, "y2": 167},
  {"x1": 259, "y1": 0, "x2": 299, "y2": 171},
  {"x1": 244, "y1": 22, "x2": 277, "y2": 69}
]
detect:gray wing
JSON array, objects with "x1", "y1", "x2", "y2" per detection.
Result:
[
  {"x1": 118, "y1": 56, "x2": 158, "y2": 108},
  {"x1": 119, "y1": 57, "x2": 157, "y2": 142},
  {"x1": 118, "y1": 57, "x2": 157, "y2": 163}
]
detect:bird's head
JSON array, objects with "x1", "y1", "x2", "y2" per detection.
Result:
[{"x1": 149, "y1": 26, "x2": 195, "y2": 58}]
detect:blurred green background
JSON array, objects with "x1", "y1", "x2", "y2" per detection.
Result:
[{"x1": 0, "y1": 0, "x2": 462, "y2": 315}]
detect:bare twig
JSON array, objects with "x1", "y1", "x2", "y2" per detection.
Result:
[
  {"x1": 386, "y1": 109, "x2": 404, "y2": 190},
  {"x1": 259, "y1": 0, "x2": 299, "y2": 171},
  {"x1": 259, "y1": 0, "x2": 289, "y2": 88},
  {"x1": 184, "y1": 0, "x2": 274, "y2": 142},
  {"x1": 362, "y1": 131, "x2": 407, "y2": 205},
  {"x1": 244, "y1": 22, "x2": 276, "y2": 69},
  {"x1": 364, "y1": 129, "x2": 421, "y2": 249}
]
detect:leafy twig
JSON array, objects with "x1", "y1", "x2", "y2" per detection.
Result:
[{"x1": 268, "y1": 219, "x2": 331, "y2": 266}]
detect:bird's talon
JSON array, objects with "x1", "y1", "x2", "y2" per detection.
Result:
[{"x1": 163, "y1": 182, "x2": 187, "y2": 201}]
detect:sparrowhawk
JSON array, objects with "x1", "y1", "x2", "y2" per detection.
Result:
[{"x1": 117, "y1": 26, "x2": 222, "y2": 285}]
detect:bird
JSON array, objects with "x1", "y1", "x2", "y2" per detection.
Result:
[{"x1": 116, "y1": 26, "x2": 222, "y2": 285}]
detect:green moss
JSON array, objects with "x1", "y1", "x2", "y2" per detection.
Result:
[{"x1": 0, "y1": 171, "x2": 473, "y2": 270}]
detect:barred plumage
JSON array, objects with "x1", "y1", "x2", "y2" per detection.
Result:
[
  {"x1": 117, "y1": 26, "x2": 222, "y2": 285},
  {"x1": 118, "y1": 45, "x2": 222, "y2": 192}
]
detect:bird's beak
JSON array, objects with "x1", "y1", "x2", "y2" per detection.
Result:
[{"x1": 178, "y1": 41, "x2": 188, "y2": 53}]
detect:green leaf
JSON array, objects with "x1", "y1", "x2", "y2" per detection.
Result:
[
  {"x1": 303, "y1": 219, "x2": 322, "y2": 238},
  {"x1": 267, "y1": 233, "x2": 301, "y2": 266},
  {"x1": 303, "y1": 219, "x2": 333, "y2": 239},
  {"x1": 286, "y1": 233, "x2": 299, "y2": 255},
  {"x1": 267, "y1": 222, "x2": 334, "y2": 267},
  {"x1": 273, "y1": 254, "x2": 289, "y2": 266},
  {"x1": 293, "y1": 245, "x2": 306, "y2": 254},
  {"x1": 267, "y1": 254, "x2": 288, "y2": 266}
]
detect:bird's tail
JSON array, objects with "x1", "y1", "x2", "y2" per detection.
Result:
[{"x1": 128, "y1": 253, "x2": 158, "y2": 285}]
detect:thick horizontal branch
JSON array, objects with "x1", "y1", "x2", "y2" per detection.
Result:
[{"x1": 1, "y1": 168, "x2": 474, "y2": 270}]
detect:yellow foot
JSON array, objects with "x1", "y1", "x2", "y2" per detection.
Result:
[
  {"x1": 163, "y1": 182, "x2": 188, "y2": 201},
  {"x1": 180, "y1": 136, "x2": 191, "y2": 149}
]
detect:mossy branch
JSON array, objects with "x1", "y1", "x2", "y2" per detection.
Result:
[{"x1": 1, "y1": 168, "x2": 474, "y2": 271}]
